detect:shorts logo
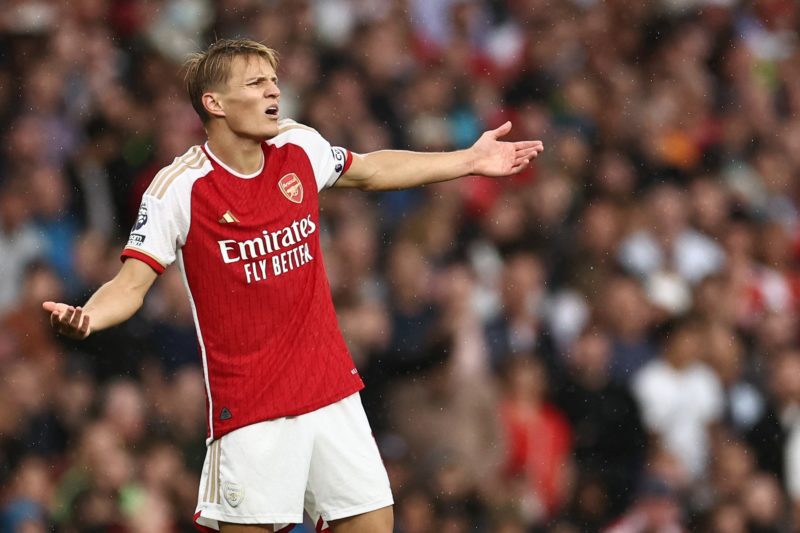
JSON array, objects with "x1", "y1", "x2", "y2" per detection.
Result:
[
  {"x1": 279, "y1": 173, "x2": 303, "y2": 204},
  {"x1": 223, "y1": 481, "x2": 245, "y2": 507}
]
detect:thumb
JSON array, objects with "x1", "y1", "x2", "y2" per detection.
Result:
[{"x1": 490, "y1": 121, "x2": 512, "y2": 139}]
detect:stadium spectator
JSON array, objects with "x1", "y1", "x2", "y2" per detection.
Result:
[
  {"x1": 556, "y1": 326, "x2": 646, "y2": 518},
  {"x1": 599, "y1": 275, "x2": 659, "y2": 383},
  {"x1": 632, "y1": 319, "x2": 724, "y2": 480},
  {"x1": 2, "y1": 0, "x2": 800, "y2": 529},
  {"x1": 497, "y1": 356, "x2": 572, "y2": 524},
  {"x1": 604, "y1": 476, "x2": 686, "y2": 533}
]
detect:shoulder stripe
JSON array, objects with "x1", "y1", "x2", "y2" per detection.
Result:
[
  {"x1": 145, "y1": 147, "x2": 200, "y2": 196},
  {"x1": 153, "y1": 149, "x2": 204, "y2": 198},
  {"x1": 146, "y1": 166, "x2": 172, "y2": 197},
  {"x1": 144, "y1": 147, "x2": 198, "y2": 195},
  {"x1": 154, "y1": 151, "x2": 209, "y2": 199},
  {"x1": 145, "y1": 147, "x2": 204, "y2": 197}
]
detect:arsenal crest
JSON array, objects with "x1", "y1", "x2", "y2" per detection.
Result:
[
  {"x1": 279, "y1": 173, "x2": 303, "y2": 203},
  {"x1": 223, "y1": 481, "x2": 244, "y2": 507}
]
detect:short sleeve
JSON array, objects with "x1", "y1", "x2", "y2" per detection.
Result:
[
  {"x1": 326, "y1": 146, "x2": 353, "y2": 190},
  {"x1": 121, "y1": 192, "x2": 183, "y2": 274},
  {"x1": 269, "y1": 120, "x2": 353, "y2": 191}
]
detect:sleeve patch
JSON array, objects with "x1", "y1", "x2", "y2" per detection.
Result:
[{"x1": 331, "y1": 147, "x2": 347, "y2": 175}]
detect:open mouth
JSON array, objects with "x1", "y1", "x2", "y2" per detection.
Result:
[{"x1": 265, "y1": 105, "x2": 279, "y2": 117}]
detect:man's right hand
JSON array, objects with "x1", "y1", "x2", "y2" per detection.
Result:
[{"x1": 42, "y1": 302, "x2": 92, "y2": 339}]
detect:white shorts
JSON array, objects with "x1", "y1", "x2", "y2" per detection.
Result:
[{"x1": 194, "y1": 392, "x2": 393, "y2": 531}]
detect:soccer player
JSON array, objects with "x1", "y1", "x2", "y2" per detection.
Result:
[{"x1": 43, "y1": 39, "x2": 544, "y2": 533}]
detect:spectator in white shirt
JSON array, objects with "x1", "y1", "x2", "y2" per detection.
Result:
[
  {"x1": 632, "y1": 318, "x2": 724, "y2": 479},
  {"x1": 619, "y1": 183, "x2": 725, "y2": 285}
]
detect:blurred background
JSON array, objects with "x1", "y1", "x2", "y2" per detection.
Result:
[{"x1": 1, "y1": 0, "x2": 800, "y2": 531}]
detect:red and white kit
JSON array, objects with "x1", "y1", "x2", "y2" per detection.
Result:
[
  {"x1": 121, "y1": 120, "x2": 392, "y2": 529},
  {"x1": 122, "y1": 119, "x2": 364, "y2": 441}
]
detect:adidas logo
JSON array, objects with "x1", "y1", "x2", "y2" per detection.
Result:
[
  {"x1": 219, "y1": 211, "x2": 239, "y2": 224},
  {"x1": 220, "y1": 407, "x2": 232, "y2": 420}
]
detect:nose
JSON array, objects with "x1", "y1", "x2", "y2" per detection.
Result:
[{"x1": 266, "y1": 81, "x2": 280, "y2": 99}]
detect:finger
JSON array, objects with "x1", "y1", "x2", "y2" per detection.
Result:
[
  {"x1": 513, "y1": 153, "x2": 537, "y2": 166},
  {"x1": 515, "y1": 147, "x2": 541, "y2": 159},
  {"x1": 513, "y1": 140, "x2": 544, "y2": 151},
  {"x1": 510, "y1": 159, "x2": 531, "y2": 173},
  {"x1": 68, "y1": 307, "x2": 84, "y2": 329},
  {"x1": 509, "y1": 165, "x2": 525, "y2": 175},
  {"x1": 60, "y1": 306, "x2": 76, "y2": 326},
  {"x1": 75, "y1": 309, "x2": 90, "y2": 337},
  {"x1": 79, "y1": 315, "x2": 91, "y2": 338},
  {"x1": 44, "y1": 301, "x2": 69, "y2": 316},
  {"x1": 491, "y1": 121, "x2": 512, "y2": 139},
  {"x1": 521, "y1": 144, "x2": 545, "y2": 158},
  {"x1": 514, "y1": 150, "x2": 536, "y2": 162}
]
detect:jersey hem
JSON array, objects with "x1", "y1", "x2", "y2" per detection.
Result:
[{"x1": 209, "y1": 382, "x2": 364, "y2": 440}]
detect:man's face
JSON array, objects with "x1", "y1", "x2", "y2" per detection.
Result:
[{"x1": 212, "y1": 55, "x2": 281, "y2": 139}]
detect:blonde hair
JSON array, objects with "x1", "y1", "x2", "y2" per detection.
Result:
[{"x1": 183, "y1": 38, "x2": 279, "y2": 123}]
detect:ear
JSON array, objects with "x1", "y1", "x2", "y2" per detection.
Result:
[{"x1": 202, "y1": 92, "x2": 225, "y2": 119}]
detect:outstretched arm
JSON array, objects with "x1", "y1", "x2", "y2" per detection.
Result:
[
  {"x1": 334, "y1": 121, "x2": 543, "y2": 191},
  {"x1": 43, "y1": 258, "x2": 158, "y2": 339}
]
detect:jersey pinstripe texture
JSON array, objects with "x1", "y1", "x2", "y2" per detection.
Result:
[{"x1": 122, "y1": 122, "x2": 361, "y2": 440}]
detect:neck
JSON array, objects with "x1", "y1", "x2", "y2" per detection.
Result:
[{"x1": 206, "y1": 128, "x2": 264, "y2": 175}]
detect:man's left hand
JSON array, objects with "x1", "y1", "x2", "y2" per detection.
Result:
[{"x1": 470, "y1": 121, "x2": 544, "y2": 177}]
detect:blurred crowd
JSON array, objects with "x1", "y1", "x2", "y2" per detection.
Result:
[{"x1": 1, "y1": 0, "x2": 800, "y2": 531}]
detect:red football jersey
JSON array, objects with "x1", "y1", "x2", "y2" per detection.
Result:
[{"x1": 122, "y1": 120, "x2": 364, "y2": 440}]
